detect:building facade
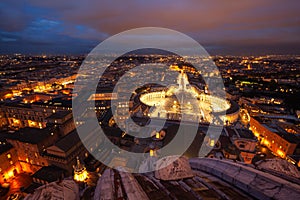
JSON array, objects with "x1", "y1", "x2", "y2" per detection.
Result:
[
  {"x1": 0, "y1": 142, "x2": 21, "y2": 183},
  {"x1": 250, "y1": 117, "x2": 298, "y2": 158},
  {"x1": 5, "y1": 127, "x2": 59, "y2": 173}
]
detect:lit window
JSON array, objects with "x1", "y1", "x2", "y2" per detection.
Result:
[
  {"x1": 7, "y1": 154, "x2": 11, "y2": 159},
  {"x1": 10, "y1": 161, "x2": 13, "y2": 165}
]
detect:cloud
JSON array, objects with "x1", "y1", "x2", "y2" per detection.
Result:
[
  {"x1": 0, "y1": 0, "x2": 299, "y2": 54},
  {"x1": 0, "y1": 0, "x2": 34, "y2": 31}
]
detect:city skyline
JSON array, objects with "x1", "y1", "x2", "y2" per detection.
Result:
[
  {"x1": 0, "y1": 1, "x2": 300, "y2": 199},
  {"x1": 0, "y1": 53, "x2": 299, "y2": 199},
  {"x1": 0, "y1": 0, "x2": 300, "y2": 55}
]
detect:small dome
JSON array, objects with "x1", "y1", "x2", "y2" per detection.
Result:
[
  {"x1": 155, "y1": 156, "x2": 194, "y2": 180},
  {"x1": 256, "y1": 158, "x2": 300, "y2": 178}
]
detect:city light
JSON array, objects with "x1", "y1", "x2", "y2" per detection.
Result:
[
  {"x1": 209, "y1": 139, "x2": 215, "y2": 147},
  {"x1": 149, "y1": 149, "x2": 155, "y2": 157},
  {"x1": 276, "y1": 150, "x2": 285, "y2": 158},
  {"x1": 0, "y1": 46, "x2": 299, "y2": 199},
  {"x1": 74, "y1": 170, "x2": 88, "y2": 182},
  {"x1": 73, "y1": 157, "x2": 88, "y2": 182},
  {"x1": 155, "y1": 132, "x2": 160, "y2": 139}
]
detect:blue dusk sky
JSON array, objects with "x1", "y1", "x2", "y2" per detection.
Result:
[{"x1": 0, "y1": 0, "x2": 299, "y2": 55}]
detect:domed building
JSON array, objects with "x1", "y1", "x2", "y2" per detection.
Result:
[
  {"x1": 255, "y1": 158, "x2": 300, "y2": 178},
  {"x1": 24, "y1": 180, "x2": 79, "y2": 200},
  {"x1": 24, "y1": 157, "x2": 300, "y2": 199},
  {"x1": 93, "y1": 157, "x2": 300, "y2": 200}
]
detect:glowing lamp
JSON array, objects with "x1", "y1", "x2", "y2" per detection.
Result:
[
  {"x1": 209, "y1": 139, "x2": 215, "y2": 147},
  {"x1": 149, "y1": 149, "x2": 155, "y2": 157},
  {"x1": 155, "y1": 132, "x2": 160, "y2": 139}
]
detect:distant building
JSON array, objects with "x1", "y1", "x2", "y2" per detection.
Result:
[
  {"x1": 2, "y1": 127, "x2": 59, "y2": 173},
  {"x1": 32, "y1": 165, "x2": 65, "y2": 185},
  {"x1": 3, "y1": 103, "x2": 55, "y2": 129},
  {"x1": 44, "y1": 130, "x2": 86, "y2": 175},
  {"x1": 22, "y1": 93, "x2": 54, "y2": 104},
  {"x1": 46, "y1": 111, "x2": 75, "y2": 136},
  {"x1": 0, "y1": 141, "x2": 21, "y2": 183},
  {"x1": 2, "y1": 100, "x2": 72, "y2": 129},
  {"x1": 225, "y1": 127, "x2": 257, "y2": 164},
  {"x1": 88, "y1": 93, "x2": 117, "y2": 101},
  {"x1": 250, "y1": 117, "x2": 299, "y2": 158},
  {"x1": 113, "y1": 99, "x2": 132, "y2": 129},
  {"x1": 207, "y1": 135, "x2": 240, "y2": 160},
  {"x1": 0, "y1": 105, "x2": 8, "y2": 128}
]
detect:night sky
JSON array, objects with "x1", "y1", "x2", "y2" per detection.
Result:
[{"x1": 0, "y1": 0, "x2": 299, "y2": 55}]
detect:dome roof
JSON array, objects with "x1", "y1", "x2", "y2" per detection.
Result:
[
  {"x1": 154, "y1": 156, "x2": 193, "y2": 180},
  {"x1": 256, "y1": 158, "x2": 300, "y2": 178},
  {"x1": 94, "y1": 157, "x2": 300, "y2": 200},
  {"x1": 24, "y1": 180, "x2": 79, "y2": 200}
]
